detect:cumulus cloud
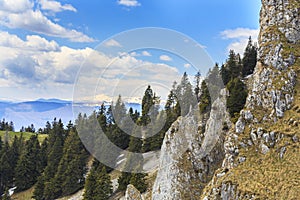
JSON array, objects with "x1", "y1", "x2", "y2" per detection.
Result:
[
  {"x1": 142, "y1": 51, "x2": 151, "y2": 56},
  {"x1": 0, "y1": 31, "x2": 92, "y2": 87},
  {"x1": 0, "y1": 0, "x2": 94, "y2": 42},
  {"x1": 39, "y1": 0, "x2": 77, "y2": 13},
  {"x1": 5, "y1": 54, "x2": 38, "y2": 81},
  {"x1": 0, "y1": 0, "x2": 33, "y2": 13},
  {"x1": 159, "y1": 55, "x2": 172, "y2": 61},
  {"x1": 104, "y1": 39, "x2": 122, "y2": 47},
  {"x1": 117, "y1": 0, "x2": 141, "y2": 7},
  {"x1": 0, "y1": 31, "x2": 181, "y2": 101},
  {"x1": 221, "y1": 28, "x2": 259, "y2": 55},
  {"x1": 0, "y1": 31, "x2": 59, "y2": 51}
]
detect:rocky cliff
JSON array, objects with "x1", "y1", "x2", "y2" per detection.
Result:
[
  {"x1": 152, "y1": 0, "x2": 300, "y2": 199},
  {"x1": 152, "y1": 89, "x2": 231, "y2": 199},
  {"x1": 202, "y1": 0, "x2": 300, "y2": 199}
]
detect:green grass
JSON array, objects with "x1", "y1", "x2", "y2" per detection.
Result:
[{"x1": 0, "y1": 131, "x2": 47, "y2": 144}]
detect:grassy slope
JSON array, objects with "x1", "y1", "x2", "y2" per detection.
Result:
[
  {"x1": 203, "y1": 66, "x2": 300, "y2": 199},
  {"x1": 11, "y1": 187, "x2": 34, "y2": 200},
  {"x1": 0, "y1": 131, "x2": 47, "y2": 143}
]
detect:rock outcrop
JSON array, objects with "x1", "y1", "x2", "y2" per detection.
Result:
[
  {"x1": 152, "y1": 89, "x2": 231, "y2": 199},
  {"x1": 150, "y1": 1, "x2": 299, "y2": 199},
  {"x1": 259, "y1": 0, "x2": 299, "y2": 69},
  {"x1": 124, "y1": 184, "x2": 142, "y2": 200},
  {"x1": 236, "y1": 0, "x2": 300, "y2": 128},
  {"x1": 202, "y1": 0, "x2": 300, "y2": 199}
]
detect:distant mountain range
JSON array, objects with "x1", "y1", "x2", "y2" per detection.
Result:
[{"x1": 0, "y1": 99, "x2": 141, "y2": 131}]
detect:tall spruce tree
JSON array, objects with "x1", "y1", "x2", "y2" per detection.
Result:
[
  {"x1": 33, "y1": 119, "x2": 65, "y2": 200},
  {"x1": 176, "y1": 72, "x2": 195, "y2": 116},
  {"x1": 15, "y1": 135, "x2": 41, "y2": 192},
  {"x1": 83, "y1": 166, "x2": 112, "y2": 200},
  {"x1": 0, "y1": 141, "x2": 13, "y2": 195},
  {"x1": 57, "y1": 131, "x2": 88, "y2": 197},
  {"x1": 199, "y1": 80, "x2": 211, "y2": 114},
  {"x1": 242, "y1": 37, "x2": 258, "y2": 77},
  {"x1": 226, "y1": 78, "x2": 248, "y2": 120}
]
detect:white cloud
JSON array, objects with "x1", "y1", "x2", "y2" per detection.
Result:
[
  {"x1": 0, "y1": 31, "x2": 59, "y2": 51},
  {"x1": 117, "y1": 0, "x2": 141, "y2": 7},
  {"x1": 221, "y1": 28, "x2": 259, "y2": 55},
  {"x1": 0, "y1": 0, "x2": 33, "y2": 13},
  {"x1": 142, "y1": 51, "x2": 151, "y2": 56},
  {"x1": 0, "y1": 31, "x2": 181, "y2": 102},
  {"x1": 159, "y1": 55, "x2": 172, "y2": 61},
  {"x1": 221, "y1": 28, "x2": 259, "y2": 39},
  {"x1": 0, "y1": 0, "x2": 94, "y2": 42},
  {"x1": 0, "y1": 31, "x2": 92, "y2": 87},
  {"x1": 104, "y1": 39, "x2": 122, "y2": 47},
  {"x1": 39, "y1": 0, "x2": 77, "y2": 13},
  {"x1": 184, "y1": 63, "x2": 191, "y2": 68}
]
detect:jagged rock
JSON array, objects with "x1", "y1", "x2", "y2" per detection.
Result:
[
  {"x1": 250, "y1": 129, "x2": 257, "y2": 143},
  {"x1": 292, "y1": 135, "x2": 299, "y2": 143},
  {"x1": 235, "y1": 117, "x2": 245, "y2": 133},
  {"x1": 261, "y1": 143, "x2": 270, "y2": 154},
  {"x1": 279, "y1": 146, "x2": 287, "y2": 159},
  {"x1": 259, "y1": 0, "x2": 300, "y2": 69},
  {"x1": 203, "y1": 182, "x2": 256, "y2": 200},
  {"x1": 202, "y1": 0, "x2": 299, "y2": 198},
  {"x1": 125, "y1": 184, "x2": 142, "y2": 200},
  {"x1": 238, "y1": 156, "x2": 246, "y2": 163},
  {"x1": 235, "y1": 110, "x2": 253, "y2": 133},
  {"x1": 152, "y1": 89, "x2": 231, "y2": 200}
]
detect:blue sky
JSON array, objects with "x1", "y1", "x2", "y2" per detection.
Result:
[{"x1": 0, "y1": 0, "x2": 261, "y2": 102}]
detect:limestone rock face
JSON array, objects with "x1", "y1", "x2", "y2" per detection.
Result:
[
  {"x1": 202, "y1": 1, "x2": 300, "y2": 199},
  {"x1": 259, "y1": 0, "x2": 300, "y2": 69},
  {"x1": 203, "y1": 182, "x2": 257, "y2": 200},
  {"x1": 236, "y1": 0, "x2": 299, "y2": 133},
  {"x1": 125, "y1": 184, "x2": 142, "y2": 200},
  {"x1": 152, "y1": 89, "x2": 231, "y2": 200}
]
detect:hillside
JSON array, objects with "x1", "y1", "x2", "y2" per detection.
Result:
[
  {"x1": 149, "y1": 0, "x2": 300, "y2": 199},
  {"x1": 0, "y1": 131, "x2": 47, "y2": 143}
]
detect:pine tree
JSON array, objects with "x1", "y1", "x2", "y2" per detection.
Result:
[
  {"x1": 84, "y1": 166, "x2": 112, "y2": 200},
  {"x1": 221, "y1": 64, "x2": 230, "y2": 85},
  {"x1": 97, "y1": 103, "x2": 107, "y2": 132},
  {"x1": 194, "y1": 71, "x2": 201, "y2": 101},
  {"x1": 10, "y1": 136, "x2": 22, "y2": 174},
  {"x1": 58, "y1": 131, "x2": 88, "y2": 197},
  {"x1": 118, "y1": 172, "x2": 132, "y2": 191},
  {"x1": 33, "y1": 119, "x2": 65, "y2": 199},
  {"x1": 199, "y1": 81, "x2": 211, "y2": 114},
  {"x1": 32, "y1": 176, "x2": 45, "y2": 200},
  {"x1": 96, "y1": 167, "x2": 112, "y2": 200},
  {"x1": 227, "y1": 50, "x2": 241, "y2": 79},
  {"x1": 206, "y1": 63, "x2": 223, "y2": 102},
  {"x1": 226, "y1": 78, "x2": 248, "y2": 120},
  {"x1": 39, "y1": 138, "x2": 48, "y2": 172},
  {"x1": 175, "y1": 72, "x2": 196, "y2": 116},
  {"x1": 141, "y1": 85, "x2": 156, "y2": 126},
  {"x1": 83, "y1": 167, "x2": 98, "y2": 200},
  {"x1": 242, "y1": 36, "x2": 258, "y2": 77},
  {"x1": 15, "y1": 135, "x2": 41, "y2": 192},
  {"x1": 0, "y1": 141, "x2": 13, "y2": 195},
  {"x1": 130, "y1": 172, "x2": 147, "y2": 193}
]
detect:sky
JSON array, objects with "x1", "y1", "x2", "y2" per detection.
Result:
[{"x1": 0, "y1": 0, "x2": 261, "y2": 102}]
